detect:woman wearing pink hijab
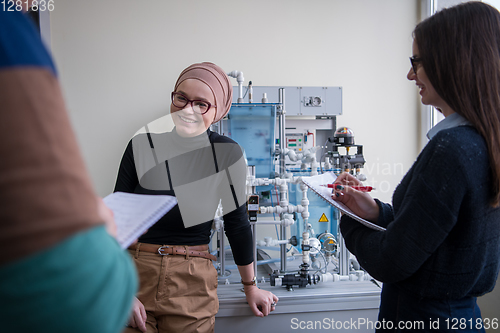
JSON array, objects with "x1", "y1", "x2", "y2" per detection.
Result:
[{"x1": 116, "y1": 62, "x2": 278, "y2": 333}]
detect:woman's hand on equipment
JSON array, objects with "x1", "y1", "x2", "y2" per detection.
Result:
[
  {"x1": 128, "y1": 297, "x2": 147, "y2": 332},
  {"x1": 331, "y1": 173, "x2": 379, "y2": 222},
  {"x1": 244, "y1": 285, "x2": 279, "y2": 317}
]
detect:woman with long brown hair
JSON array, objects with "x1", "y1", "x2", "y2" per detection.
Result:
[{"x1": 333, "y1": 2, "x2": 500, "y2": 331}]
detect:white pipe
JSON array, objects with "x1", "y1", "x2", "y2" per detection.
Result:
[
  {"x1": 319, "y1": 272, "x2": 370, "y2": 283},
  {"x1": 257, "y1": 237, "x2": 289, "y2": 247},
  {"x1": 310, "y1": 158, "x2": 319, "y2": 176},
  {"x1": 282, "y1": 214, "x2": 294, "y2": 227},
  {"x1": 279, "y1": 182, "x2": 288, "y2": 208},
  {"x1": 212, "y1": 203, "x2": 224, "y2": 231},
  {"x1": 246, "y1": 165, "x2": 256, "y2": 195},
  {"x1": 283, "y1": 147, "x2": 320, "y2": 175},
  {"x1": 259, "y1": 205, "x2": 286, "y2": 214},
  {"x1": 248, "y1": 178, "x2": 269, "y2": 187},
  {"x1": 302, "y1": 231, "x2": 310, "y2": 265},
  {"x1": 259, "y1": 204, "x2": 305, "y2": 216},
  {"x1": 227, "y1": 70, "x2": 244, "y2": 103},
  {"x1": 300, "y1": 182, "x2": 310, "y2": 221},
  {"x1": 250, "y1": 175, "x2": 307, "y2": 187}
]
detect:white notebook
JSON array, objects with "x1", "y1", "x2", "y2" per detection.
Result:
[
  {"x1": 301, "y1": 172, "x2": 386, "y2": 231},
  {"x1": 103, "y1": 192, "x2": 178, "y2": 249}
]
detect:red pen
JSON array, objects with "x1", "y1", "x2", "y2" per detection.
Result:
[{"x1": 320, "y1": 184, "x2": 375, "y2": 192}]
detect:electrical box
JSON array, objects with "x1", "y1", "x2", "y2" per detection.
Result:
[
  {"x1": 285, "y1": 133, "x2": 304, "y2": 152},
  {"x1": 232, "y1": 86, "x2": 342, "y2": 117},
  {"x1": 247, "y1": 195, "x2": 259, "y2": 222}
]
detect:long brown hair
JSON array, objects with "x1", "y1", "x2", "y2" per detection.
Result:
[{"x1": 414, "y1": 1, "x2": 500, "y2": 207}]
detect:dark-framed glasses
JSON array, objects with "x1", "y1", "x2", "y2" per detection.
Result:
[
  {"x1": 171, "y1": 92, "x2": 216, "y2": 115},
  {"x1": 409, "y1": 56, "x2": 422, "y2": 74}
]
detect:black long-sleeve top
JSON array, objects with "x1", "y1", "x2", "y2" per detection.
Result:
[
  {"x1": 341, "y1": 125, "x2": 500, "y2": 300},
  {"x1": 114, "y1": 128, "x2": 254, "y2": 266}
]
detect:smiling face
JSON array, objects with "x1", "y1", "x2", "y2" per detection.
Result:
[
  {"x1": 171, "y1": 79, "x2": 216, "y2": 137},
  {"x1": 407, "y1": 39, "x2": 454, "y2": 116}
]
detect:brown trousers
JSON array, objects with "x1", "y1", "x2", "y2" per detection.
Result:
[{"x1": 123, "y1": 246, "x2": 218, "y2": 333}]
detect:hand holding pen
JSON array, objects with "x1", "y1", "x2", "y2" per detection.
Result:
[{"x1": 330, "y1": 173, "x2": 380, "y2": 222}]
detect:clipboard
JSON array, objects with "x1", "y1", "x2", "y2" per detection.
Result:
[
  {"x1": 103, "y1": 192, "x2": 178, "y2": 248},
  {"x1": 301, "y1": 172, "x2": 386, "y2": 231}
]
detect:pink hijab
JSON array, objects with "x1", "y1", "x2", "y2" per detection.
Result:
[{"x1": 174, "y1": 62, "x2": 233, "y2": 124}]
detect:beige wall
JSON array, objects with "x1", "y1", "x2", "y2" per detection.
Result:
[
  {"x1": 49, "y1": 0, "x2": 419, "y2": 203},
  {"x1": 47, "y1": 0, "x2": 500, "y2": 320}
]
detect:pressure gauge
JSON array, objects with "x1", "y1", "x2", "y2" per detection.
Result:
[{"x1": 318, "y1": 232, "x2": 337, "y2": 254}]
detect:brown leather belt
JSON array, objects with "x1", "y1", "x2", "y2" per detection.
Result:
[{"x1": 129, "y1": 243, "x2": 217, "y2": 261}]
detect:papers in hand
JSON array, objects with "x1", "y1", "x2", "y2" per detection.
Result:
[
  {"x1": 103, "y1": 192, "x2": 177, "y2": 249},
  {"x1": 301, "y1": 172, "x2": 386, "y2": 231}
]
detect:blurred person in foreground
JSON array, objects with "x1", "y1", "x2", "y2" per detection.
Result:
[{"x1": 0, "y1": 6, "x2": 137, "y2": 333}]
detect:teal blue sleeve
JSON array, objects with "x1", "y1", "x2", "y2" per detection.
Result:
[{"x1": 0, "y1": 225, "x2": 137, "y2": 333}]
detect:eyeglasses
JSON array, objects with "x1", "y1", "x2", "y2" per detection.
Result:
[
  {"x1": 171, "y1": 92, "x2": 216, "y2": 115},
  {"x1": 409, "y1": 56, "x2": 422, "y2": 74}
]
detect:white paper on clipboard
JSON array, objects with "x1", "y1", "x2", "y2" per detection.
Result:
[
  {"x1": 301, "y1": 172, "x2": 386, "y2": 231},
  {"x1": 103, "y1": 192, "x2": 178, "y2": 249}
]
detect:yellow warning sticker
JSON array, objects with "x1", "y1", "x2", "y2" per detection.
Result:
[{"x1": 319, "y1": 213, "x2": 329, "y2": 222}]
